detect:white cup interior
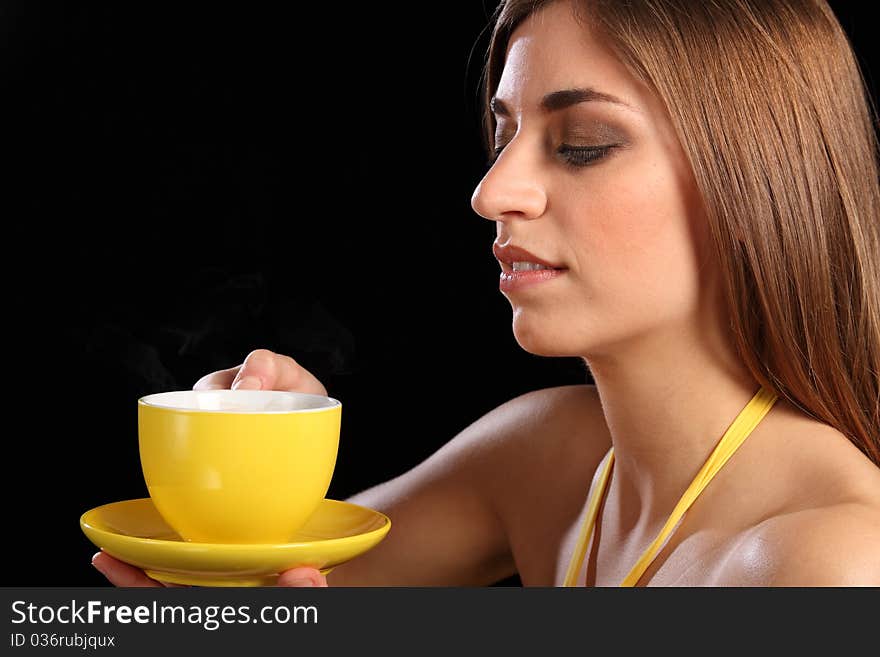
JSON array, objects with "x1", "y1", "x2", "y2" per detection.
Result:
[{"x1": 139, "y1": 390, "x2": 340, "y2": 413}]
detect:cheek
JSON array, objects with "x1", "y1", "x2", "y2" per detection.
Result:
[{"x1": 569, "y1": 160, "x2": 706, "y2": 313}]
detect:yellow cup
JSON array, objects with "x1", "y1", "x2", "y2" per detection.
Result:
[{"x1": 138, "y1": 389, "x2": 341, "y2": 544}]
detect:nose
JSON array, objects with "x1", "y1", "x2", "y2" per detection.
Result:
[{"x1": 470, "y1": 141, "x2": 547, "y2": 224}]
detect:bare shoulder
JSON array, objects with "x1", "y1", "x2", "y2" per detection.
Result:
[
  {"x1": 334, "y1": 382, "x2": 609, "y2": 585},
  {"x1": 756, "y1": 502, "x2": 880, "y2": 586},
  {"x1": 375, "y1": 383, "x2": 605, "y2": 485},
  {"x1": 720, "y1": 436, "x2": 880, "y2": 586},
  {"x1": 434, "y1": 383, "x2": 610, "y2": 516},
  {"x1": 471, "y1": 384, "x2": 611, "y2": 498},
  {"x1": 472, "y1": 384, "x2": 608, "y2": 463},
  {"x1": 770, "y1": 426, "x2": 880, "y2": 586},
  {"x1": 472, "y1": 384, "x2": 612, "y2": 581},
  {"x1": 441, "y1": 382, "x2": 610, "y2": 499}
]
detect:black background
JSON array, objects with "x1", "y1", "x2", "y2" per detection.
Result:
[{"x1": 3, "y1": 2, "x2": 877, "y2": 586}]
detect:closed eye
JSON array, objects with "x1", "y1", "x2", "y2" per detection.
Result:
[
  {"x1": 487, "y1": 143, "x2": 618, "y2": 168},
  {"x1": 556, "y1": 144, "x2": 616, "y2": 167}
]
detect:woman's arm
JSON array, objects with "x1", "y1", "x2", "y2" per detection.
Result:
[
  {"x1": 324, "y1": 407, "x2": 521, "y2": 586},
  {"x1": 324, "y1": 383, "x2": 611, "y2": 586},
  {"x1": 92, "y1": 349, "x2": 526, "y2": 587}
]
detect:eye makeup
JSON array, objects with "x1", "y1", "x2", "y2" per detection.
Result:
[{"x1": 490, "y1": 117, "x2": 629, "y2": 168}]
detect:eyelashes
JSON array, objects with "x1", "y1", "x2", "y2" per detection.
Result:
[
  {"x1": 557, "y1": 144, "x2": 615, "y2": 167},
  {"x1": 488, "y1": 143, "x2": 617, "y2": 169}
]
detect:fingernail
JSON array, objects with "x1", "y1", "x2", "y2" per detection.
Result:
[
  {"x1": 281, "y1": 577, "x2": 316, "y2": 587},
  {"x1": 91, "y1": 553, "x2": 106, "y2": 574},
  {"x1": 91, "y1": 551, "x2": 102, "y2": 565},
  {"x1": 232, "y1": 376, "x2": 261, "y2": 391}
]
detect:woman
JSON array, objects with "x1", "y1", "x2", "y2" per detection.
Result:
[{"x1": 93, "y1": 0, "x2": 880, "y2": 586}]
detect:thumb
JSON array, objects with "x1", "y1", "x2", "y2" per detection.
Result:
[{"x1": 277, "y1": 567, "x2": 328, "y2": 587}]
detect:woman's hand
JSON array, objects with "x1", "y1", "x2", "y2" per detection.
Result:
[
  {"x1": 90, "y1": 348, "x2": 331, "y2": 588},
  {"x1": 91, "y1": 552, "x2": 328, "y2": 587},
  {"x1": 193, "y1": 348, "x2": 328, "y2": 397}
]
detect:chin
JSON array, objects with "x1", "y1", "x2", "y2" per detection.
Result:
[{"x1": 511, "y1": 315, "x2": 582, "y2": 357}]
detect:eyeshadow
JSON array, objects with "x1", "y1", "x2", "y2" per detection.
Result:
[{"x1": 562, "y1": 119, "x2": 628, "y2": 144}]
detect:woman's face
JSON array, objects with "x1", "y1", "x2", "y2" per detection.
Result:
[{"x1": 471, "y1": 0, "x2": 716, "y2": 360}]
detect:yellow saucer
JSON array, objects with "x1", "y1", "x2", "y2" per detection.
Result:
[{"x1": 81, "y1": 498, "x2": 391, "y2": 586}]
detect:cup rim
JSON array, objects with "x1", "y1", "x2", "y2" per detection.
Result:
[{"x1": 138, "y1": 389, "x2": 342, "y2": 414}]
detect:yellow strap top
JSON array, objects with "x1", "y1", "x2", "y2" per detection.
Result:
[{"x1": 562, "y1": 385, "x2": 778, "y2": 587}]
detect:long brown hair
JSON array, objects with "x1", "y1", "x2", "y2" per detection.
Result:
[{"x1": 481, "y1": 0, "x2": 880, "y2": 466}]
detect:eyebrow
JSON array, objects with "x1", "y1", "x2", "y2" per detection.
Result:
[{"x1": 490, "y1": 87, "x2": 634, "y2": 117}]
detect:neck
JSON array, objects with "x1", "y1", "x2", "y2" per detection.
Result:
[{"x1": 585, "y1": 322, "x2": 761, "y2": 535}]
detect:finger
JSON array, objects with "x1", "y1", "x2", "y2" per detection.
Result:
[
  {"x1": 277, "y1": 567, "x2": 328, "y2": 587},
  {"x1": 91, "y1": 551, "x2": 164, "y2": 587},
  {"x1": 231, "y1": 349, "x2": 328, "y2": 396},
  {"x1": 193, "y1": 365, "x2": 242, "y2": 391}
]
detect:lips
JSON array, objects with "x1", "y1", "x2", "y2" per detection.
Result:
[{"x1": 492, "y1": 242, "x2": 566, "y2": 271}]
